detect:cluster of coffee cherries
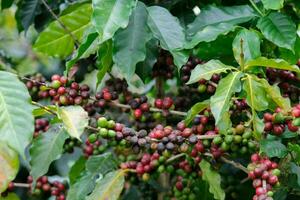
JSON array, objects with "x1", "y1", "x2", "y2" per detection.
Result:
[
  {"x1": 152, "y1": 50, "x2": 175, "y2": 79},
  {"x1": 129, "y1": 96, "x2": 150, "y2": 119},
  {"x1": 63, "y1": 138, "x2": 82, "y2": 153},
  {"x1": 266, "y1": 68, "x2": 300, "y2": 102},
  {"x1": 25, "y1": 73, "x2": 47, "y2": 100},
  {"x1": 181, "y1": 57, "x2": 204, "y2": 82},
  {"x1": 263, "y1": 105, "x2": 300, "y2": 136},
  {"x1": 34, "y1": 118, "x2": 49, "y2": 138},
  {"x1": 25, "y1": 74, "x2": 90, "y2": 105},
  {"x1": 25, "y1": 176, "x2": 67, "y2": 200},
  {"x1": 248, "y1": 153, "x2": 280, "y2": 200},
  {"x1": 196, "y1": 75, "x2": 220, "y2": 94},
  {"x1": 212, "y1": 124, "x2": 257, "y2": 156}
]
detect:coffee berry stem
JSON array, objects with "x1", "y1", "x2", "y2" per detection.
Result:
[
  {"x1": 166, "y1": 153, "x2": 186, "y2": 164},
  {"x1": 13, "y1": 183, "x2": 31, "y2": 188}
]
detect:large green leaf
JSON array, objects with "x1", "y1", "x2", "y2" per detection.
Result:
[
  {"x1": 30, "y1": 124, "x2": 69, "y2": 181},
  {"x1": 19, "y1": 0, "x2": 40, "y2": 31},
  {"x1": 69, "y1": 156, "x2": 86, "y2": 185},
  {"x1": 186, "y1": 5, "x2": 257, "y2": 48},
  {"x1": 261, "y1": 0, "x2": 284, "y2": 10},
  {"x1": 0, "y1": 142, "x2": 19, "y2": 193},
  {"x1": 92, "y1": 0, "x2": 136, "y2": 43},
  {"x1": 210, "y1": 71, "x2": 243, "y2": 125},
  {"x1": 33, "y1": 4, "x2": 92, "y2": 58},
  {"x1": 0, "y1": 71, "x2": 34, "y2": 157},
  {"x1": 260, "y1": 139, "x2": 287, "y2": 158},
  {"x1": 187, "y1": 60, "x2": 235, "y2": 84},
  {"x1": 96, "y1": 40, "x2": 113, "y2": 87},
  {"x1": 113, "y1": 2, "x2": 151, "y2": 80},
  {"x1": 200, "y1": 160, "x2": 225, "y2": 200},
  {"x1": 245, "y1": 57, "x2": 300, "y2": 72},
  {"x1": 170, "y1": 49, "x2": 190, "y2": 69},
  {"x1": 257, "y1": 12, "x2": 296, "y2": 50},
  {"x1": 258, "y1": 78, "x2": 291, "y2": 111},
  {"x1": 57, "y1": 106, "x2": 89, "y2": 140},
  {"x1": 288, "y1": 144, "x2": 300, "y2": 164},
  {"x1": 147, "y1": 6, "x2": 185, "y2": 50},
  {"x1": 0, "y1": 193, "x2": 20, "y2": 200},
  {"x1": 86, "y1": 170, "x2": 125, "y2": 200},
  {"x1": 185, "y1": 100, "x2": 210, "y2": 126},
  {"x1": 232, "y1": 29, "x2": 261, "y2": 65},
  {"x1": 67, "y1": 153, "x2": 117, "y2": 200},
  {"x1": 290, "y1": 162, "x2": 300, "y2": 187},
  {"x1": 243, "y1": 75, "x2": 267, "y2": 138},
  {"x1": 66, "y1": 30, "x2": 99, "y2": 74}
]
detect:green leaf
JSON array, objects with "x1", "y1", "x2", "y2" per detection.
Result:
[
  {"x1": 279, "y1": 37, "x2": 300, "y2": 64},
  {"x1": 96, "y1": 40, "x2": 113, "y2": 87},
  {"x1": 32, "y1": 105, "x2": 57, "y2": 117},
  {"x1": 243, "y1": 75, "x2": 267, "y2": 138},
  {"x1": 185, "y1": 100, "x2": 210, "y2": 125},
  {"x1": 33, "y1": 4, "x2": 92, "y2": 58},
  {"x1": 1, "y1": 0, "x2": 14, "y2": 10},
  {"x1": 187, "y1": 60, "x2": 235, "y2": 84},
  {"x1": 232, "y1": 29, "x2": 261, "y2": 65},
  {"x1": 170, "y1": 49, "x2": 189, "y2": 69},
  {"x1": 200, "y1": 160, "x2": 225, "y2": 200},
  {"x1": 69, "y1": 156, "x2": 87, "y2": 185},
  {"x1": 288, "y1": 143, "x2": 300, "y2": 164},
  {"x1": 0, "y1": 142, "x2": 19, "y2": 193},
  {"x1": 86, "y1": 170, "x2": 125, "y2": 200},
  {"x1": 257, "y1": 12, "x2": 296, "y2": 50},
  {"x1": 147, "y1": 6, "x2": 185, "y2": 50},
  {"x1": 258, "y1": 78, "x2": 291, "y2": 111},
  {"x1": 261, "y1": 0, "x2": 284, "y2": 10},
  {"x1": 243, "y1": 75, "x2": 268, "y2": 111},
  {"x1": 67, "y1": 153, "x2": 117, "y2": 200},
  {"x1": 66, "y1": 31, "x2": 99, "y2": 74},
  {"x1": 290, "y1": 162, "x2": 300, "y2": 186},
  {"x1": 245, "y1": 57, "x2": 300, "y2": 73},
  {"x1": 0, "y1": 193, "x2": 20, "y2": 200},
  {"x1": 260, "y1": 139, "x2": 287, "y2": 158},
  {"x1": 113, "y1": 2, "x2": 151, "y2": 80},
  {"x1": 210, "y1": 71, "x2": 243, "y2": 125},
  {"x1": 20, "y1": 0, "x2": 40, "y2": 31},
  {"x1": 186, "y1": 5, "x2": 257, "y2": 48},
  {"x1": 0, "y1": 71, "x2": 34, "y2": 157},
  {"x1": 67, "y1": 173, "x2": 95, "y2": 200},
  {"x1": 92, "y1": 0, "x2": 136, "y2": 43},
  {"x1": 57, "y1": 106, "x2": 89, "y2": 140},
  {"x1": 273, "y1": 188, "x2": 288, "y2": 200},
  {"x1": 86, "y1": 153, "x2": 118, "y2": 174},
  {"x1": 30, "y1": 124, "x2": 69, "y2": 181}
]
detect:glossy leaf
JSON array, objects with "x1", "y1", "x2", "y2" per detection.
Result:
[
  {"x1": 170, "y1": 49, "x2": 189, "y2": 69},
  {"x1": 258, "y1": 78, "x2": 291, "y2": 111},
  {"x1": 113, "y1": 2, "x2": 151, "y2": 80},
  {"x1": 34, "y1": 4, "x2": 92, "y2": 58},
  {"x1": 186, "y1": 5, "x2": 257, "y2": 48},
  {"x1": 210, "y1": 71, "x2": 243, "y2": 125},
  {"x1": 147, "y1": 6, "x2": 185, "y2": 50},
  {"x1": 69, "y1": 156, "x2": 86, "y2": 185},
  {"x1": 243, "y1": 75, "x2": 267, "y2": 138},
  {"x1": 19, "y1": 0, "x2": 40, "y2": 31},
  {"x1": 257, "y1": 12, "x2": 296, "y2": 50},
  {"x1": 245, "y1": 57, "x2": 300, "y2": 73},
  {"x1": 92, "y1": 0, "x2": 136, "y2": 43},
  {"x1": 86, "y1": 153, "x2": 118, "y2": 174},
  {"x1": 200, "y1": 160, "x2": 225, "y2": 200},
  {"x1": 30, "y1": 124, "x2": 69, "y2": 181},
  {"x1": 261, "y1": 0, "x2": 284, "y2": 10},
  {"x1": 185, "y1": 100, "x2": 210, "y2": 125},
  {"x1": 232, "y1": 29, "x2": 261, "y2": 65},
  {"x1": 67, "y1": 173, "x2": 95, "y2": 200},
  {"x1": 66, "y1": 31, "x2": 99, "y2": 74},
  {"x1": 96, "y1": 40, "x2": 113, "y2": 86},
  {"x1": 57, "y1": 106, "x2": 89, "y2": 140},
  {"x1": 260, "y1": 139, "x2": 287, "y2": 158},
  {"x1": 86, "y1": 170, "x2": 125, "y2": 200},
  {"x1": 0, "y1": 71, "x2": 34, "y2": 157},
  {"x1": 0, "y1": 142, "x2": 19, "y2": 193},
  {"x1": 290, "y1": 163, "x2": 300, "y2": 186},
  {"x1": 288, "y1": 144, "x2": 300, "y2": 164},
  {"x1": 187, "y1": 60, "x2": 235, "y2": 84},
  {"x1": 0, "y1": 193, "x2": 20, "y2": 200}
]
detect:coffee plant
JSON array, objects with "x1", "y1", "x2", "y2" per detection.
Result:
[{"x1": 0, "y1": 0, "x2": 300, "y2": 199}]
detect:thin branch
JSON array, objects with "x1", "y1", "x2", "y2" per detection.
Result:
[
  {"x1": 40, "y1": 0, "x2": 80, "y2": 47},
  {"x1": 13, "y1": 183, "x2": 31, "y2": 188},
  {"x1": 31, "y1": 101, "x2": 56, "y2": 115},
  {"x1": 166, "y1": 153, "x2": 185, "y2": 163},
  {"x1": 240, "y1": 38, "x2": 245, "y2": 71}
]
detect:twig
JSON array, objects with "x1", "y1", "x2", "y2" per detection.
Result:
[
  {"x1": 166, "y1": 153, "x2": 185, "y2": 163},
  {"x1": 208, "y1": 81, "x2": 218, "y2": 88},
  {"x1": 20, "y1": 76, "x2": 48, "y2": 86},
  {"x1": 31, "y1": 101, "x2": 56, "y2": 115},
  {"x1": 205, "y1": 153, "x2": 249, "y2": 174},
  {"x1": 240, "y1": 38, "x2": 245, "y2": 71},
  {"x1": 40, "y1": 0, "x2": 80, "y2": 47},
  {"x1": 13, "y1": 183, "x2": 31, "y2": 188}
]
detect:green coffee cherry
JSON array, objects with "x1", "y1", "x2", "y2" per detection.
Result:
[
  {"x1": 197, "y1": 84, "x2": 207, "y2": 93},
  {"x1": 88, "y1": 134, "x2": 97, "y2": 143},
  {"x1": 274, "y1": 113, "x2": 285, "y2": 123},
  {"x1": 233, "y1": 135, "x2": 242, "y2": 144},
  {"x1": 108, "y1": 130, "x2": 116, "y2": 138},
  {"x1": 272, "y1": 169, "x2": 281, "y2": 176},
  {"x1": 225, "y1": 135, "x2": 233, "y2": 144},
  {"x1": 292, "y1": 118, "x2": 300, "y2": 126},
  {"x1": 51, "y1": 80, "x2": 61, "y2": 89},
  {"x1": 221, "y1": 142, "x2": 230, "y2": 151},
  {"x1": 99, "y1": 128, "x2": 108, "y2": 137},
  {"x1": 107, "y1": 120, "x2": 115, "y2": 129},
  {"x1": 242, "y1": 131, "x2": 252, "y2": 139},
  {"x1": 97, "y1": 117, "x2": 108, "y2": 128},
  {"x1": 213, "y1": 136, "x2": 223, "y2": 145}
]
